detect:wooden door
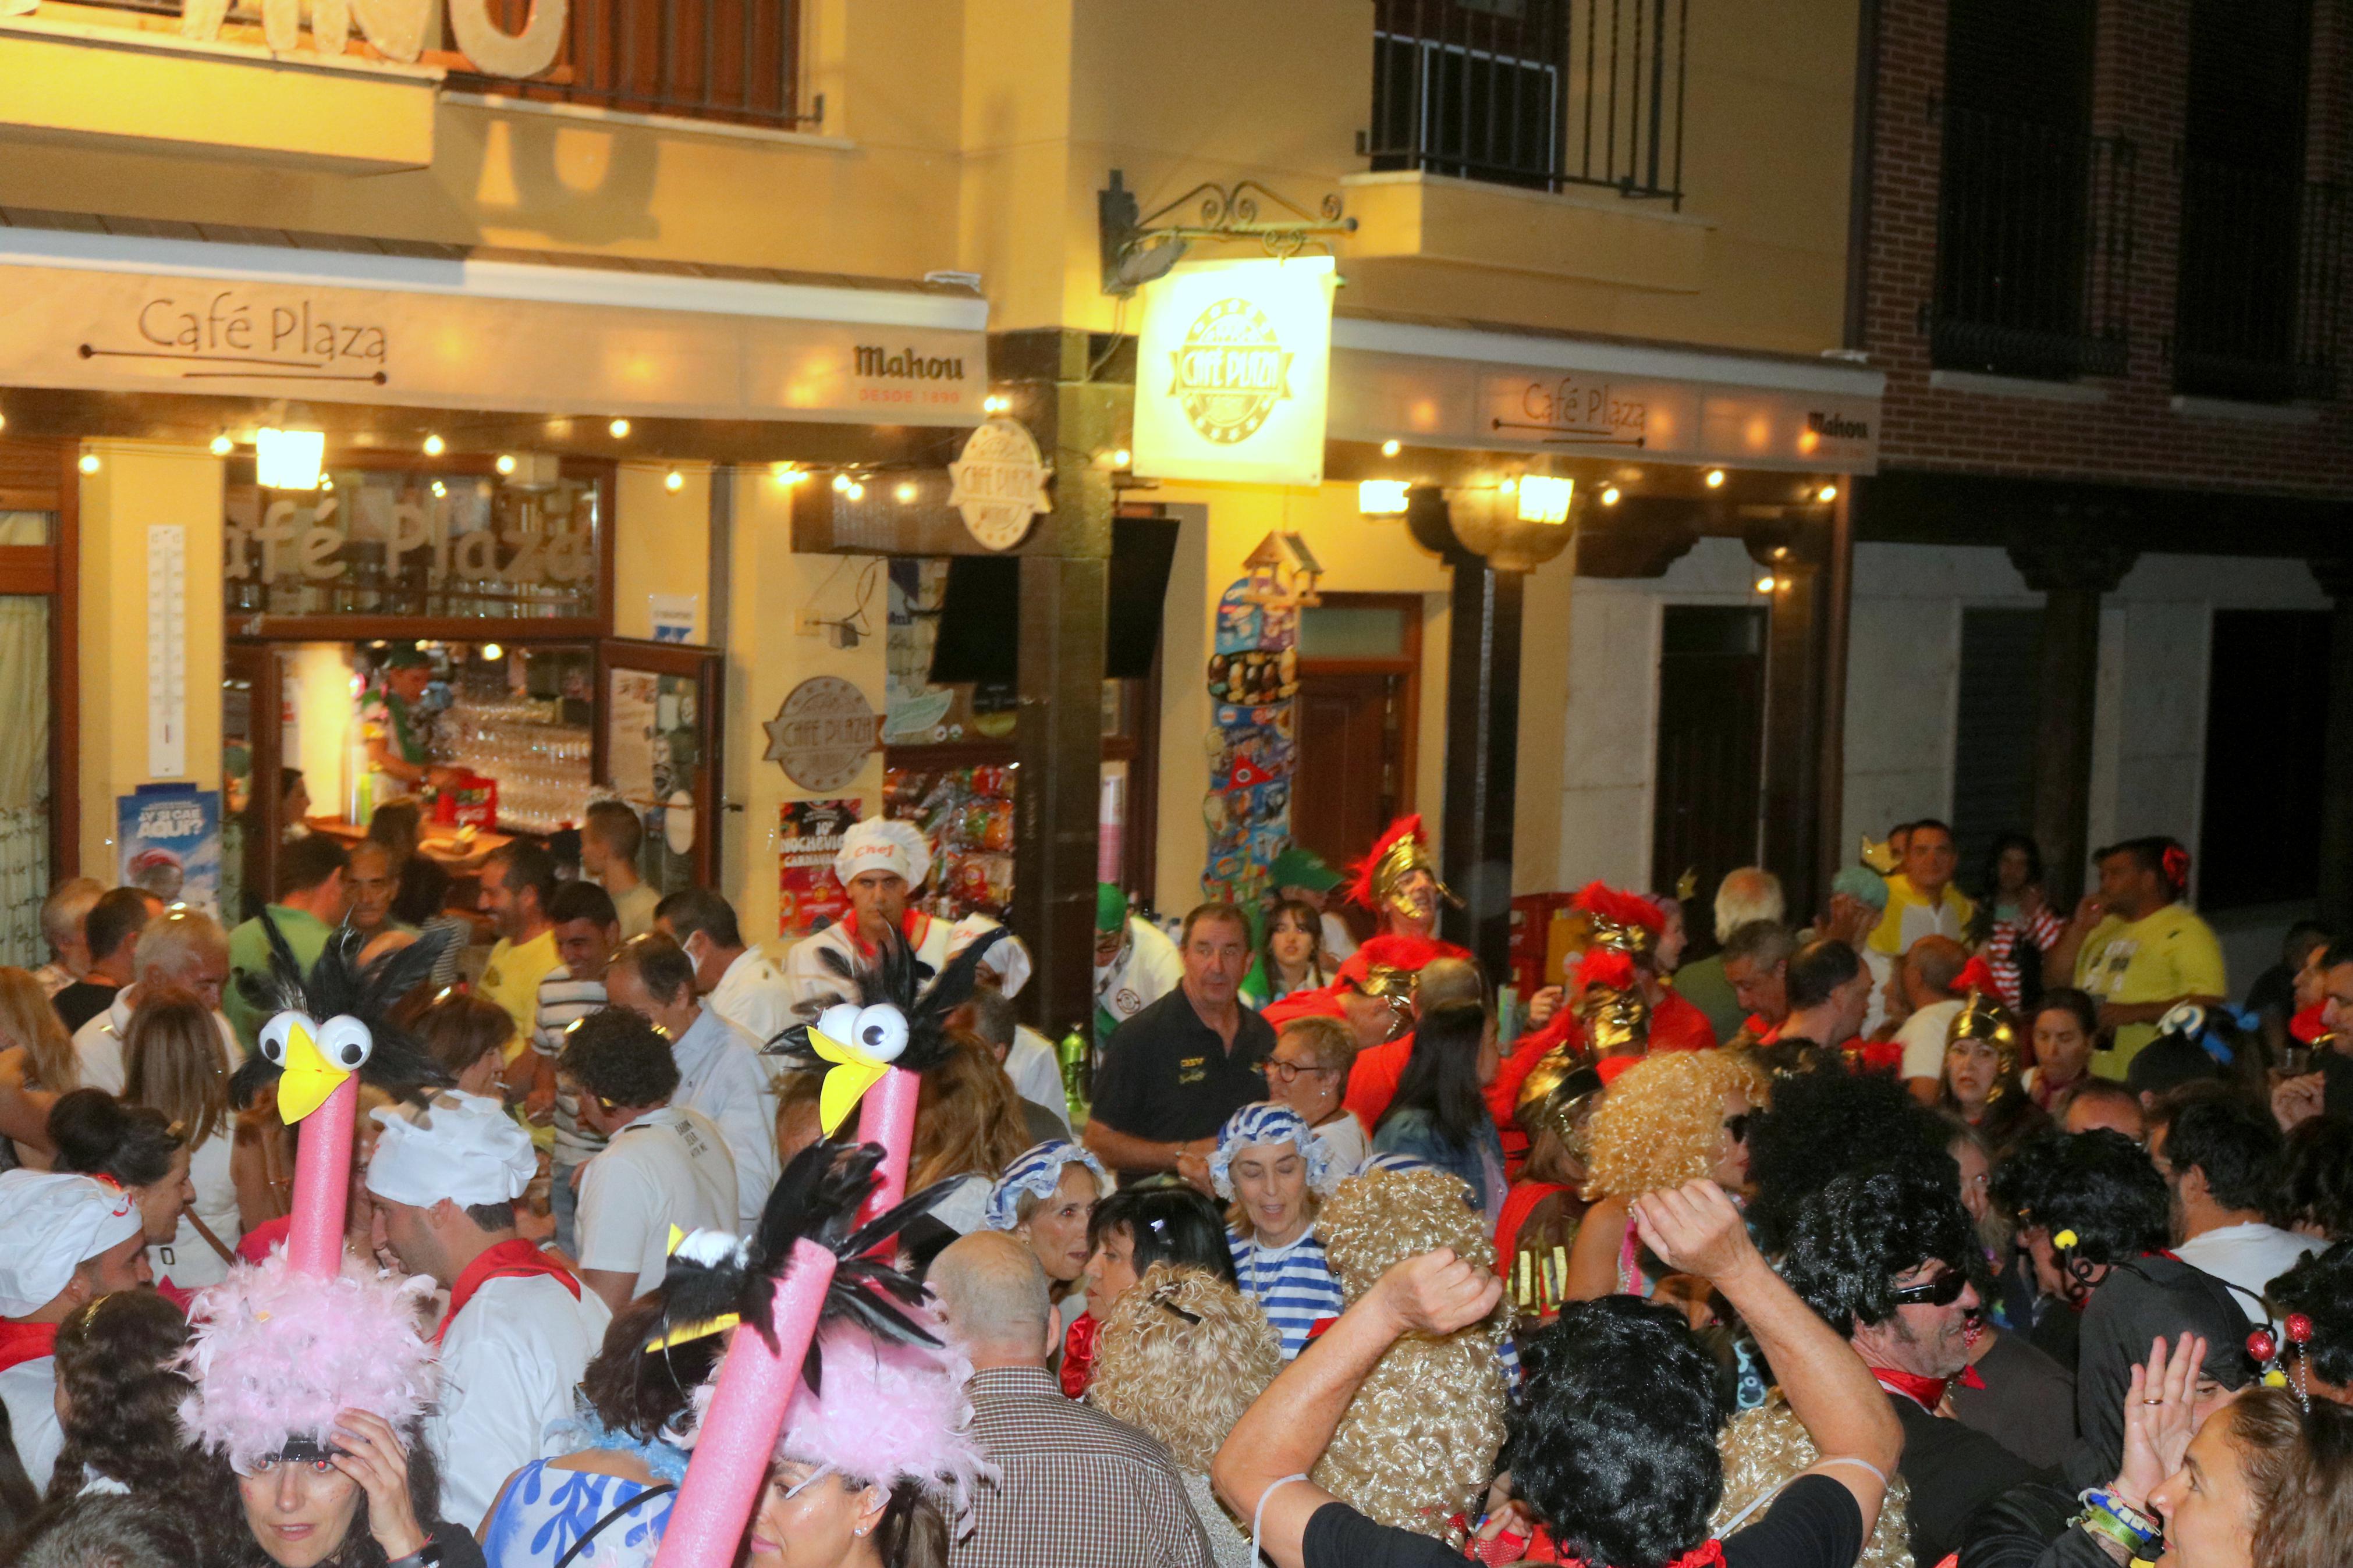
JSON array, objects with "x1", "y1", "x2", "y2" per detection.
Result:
[
  {"x1": 594, "y1": 638, "x2": 726, "y2": 895},
  {"x1": 1294, "y1": 594, "x2": 1422, "y2": 898},
  {"x1": 1652, "y1": 606, "x2": 1766, "y2": 927}
]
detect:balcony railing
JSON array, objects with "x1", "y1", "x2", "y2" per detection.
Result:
[
  {"x1": 1366, "y1": 0, "x2": 1687, "y2": 207},
  {"x1": 1930, "y1": 105, "x2": 2135, "y2": 381},
  {"x1": 444, "y1": 0, "x2": 808, "y2": 129},
  {"x1": 2175, "y1": 161, "x2": 2343, "y2": 403}
]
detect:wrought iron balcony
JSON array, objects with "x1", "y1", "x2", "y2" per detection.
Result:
[
  {"x1": 1930, "y1": 105, "x2": 2135, "y2": 381},
  {"x1": 2175, "y1": 160, "x2": 2343, "y2": 403},
  {"x1": 1365, "y1": 0, "x2": 1687, "y2": 207}
]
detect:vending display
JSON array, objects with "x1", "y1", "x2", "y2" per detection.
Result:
[{"x1": 885, "y1": 763, "x2": 1017, "y2": 922}]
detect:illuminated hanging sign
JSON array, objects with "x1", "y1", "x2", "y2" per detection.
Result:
[{"x1": 1132, "y1": 257, "x2": 1336, "y2": 488}]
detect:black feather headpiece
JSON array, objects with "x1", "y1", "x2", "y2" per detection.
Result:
[
  {"x1": 768, "y1": 925, "x2": 1005, "y2": 1074},
  {"x1": 656, "y1": 1139, "x2": 956, "y2": 1394},
  {"x1": 228, "y1": 914, "x2": 456, "y2": 1110}
]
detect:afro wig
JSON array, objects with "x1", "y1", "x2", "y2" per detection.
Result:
[
  {"x1": 1776, "y1": 1165, "x2": 1979, "y2": 1336},
  {"x1": 1087, "y1": 1264, "x2": 1282, "y2": 1473},
  {"x1": 1582, "y1": 1050, "x2": 1769, "y2": 1201},
  {"x1": 1511, "y1": 1296, "x2": 1721, "y2": 1568},
  {"x1": 1711, "y1": 1395, "x2": 1913, "y2": 1568},
  {"x1": 1741, "y1": 1064, "x2": 1954, "y2": 1252},
  {"x1": 1309, "y1": 1163, "x2": 1508, "y2": 1543},
  {"x1": 2264, "y1": 1240, "x2": 2353, "y2": 1390},
  {"x1": 1992, "y1": 1129, "x2": 2169, "y2": 1264}
]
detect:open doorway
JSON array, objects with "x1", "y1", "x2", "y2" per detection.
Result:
[{"x1": 1652, "y1": 605, "x2": 1766, "y2": 940}]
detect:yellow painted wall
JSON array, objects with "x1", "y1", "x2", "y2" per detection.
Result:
[
  {"x1": 76, "y1": 443, "x2": 225, "y2": 880},
  {"x1": 281, "y1": 641, "x2": 360, "y2": 818},
  {"x1": 612, "y1": 463, "x2": 710, "y2": 643},
  {"x1": 721, "y1": 468, "x2": 887, "y2": 950}
]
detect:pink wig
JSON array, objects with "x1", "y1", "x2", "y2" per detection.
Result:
[
  {"x1": 176, "y1": 1248, "x2": 438, "y2": 1474},
  {"x1": 682, "y1": 1317, "x2": 993, "y2": 1513}
]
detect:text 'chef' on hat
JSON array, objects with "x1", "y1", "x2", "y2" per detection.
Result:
[{"x1": 833, "y1": 817, "x2": 934, "y2": 891}]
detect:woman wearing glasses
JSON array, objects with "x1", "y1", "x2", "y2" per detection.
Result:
[{"x1": 1258, "y1": 1015, "x2": 1365, "y2": 1174}]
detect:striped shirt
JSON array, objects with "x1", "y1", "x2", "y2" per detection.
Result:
[
  {"x1": 1228, "y1": 1228, "x2": 1344, "y2": 1360},
  {"x1": 534, "y1": 966, "x2": 611, "y2": 1168}
]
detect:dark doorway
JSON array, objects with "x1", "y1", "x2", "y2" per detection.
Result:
[
  {"x1": 2201, "y1": 609, "x2": 2328, "y2": 909},
  {"x1": 1293, "y1": 595, "x2": 1423, "y2": 908},
  {"x1": 1950, "y1": 607, "x2": 2045, "y2": 888},
  {"x1": 1653, "y1": 606, "x2": 1767, "y2": 925}
]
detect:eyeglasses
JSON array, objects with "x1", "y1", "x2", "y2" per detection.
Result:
[
  {"x1": 1890, "y1": 1265, "x2": 1970, "y2": 1307},
  {"x1": 1722, "y1": 1112, "x2": 1752, "y2": 1142},
  {"x1": 775, "y1": 1463, "x2": 837, "y2": 1503},
  {"x1": 1259, "y1": 1058, "x2": 1329, "y2": 1083}
]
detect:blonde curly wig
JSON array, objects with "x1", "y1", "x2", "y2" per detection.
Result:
[
  {"x1": 1307, "y1": 1165, "x2": 1508, "y2": 1542},
  {"x1": 1087, "y1": 1263, "x2": 1282, "y2": 1474},
  {"x1": 1582, "y1": 1050, "x2": 1770, "y2": 1200},
  {"x1": 1711, "y1": 1396, "x2": 1914, "y2": 1568}
]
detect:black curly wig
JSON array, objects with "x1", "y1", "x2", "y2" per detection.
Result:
[
  {"x1": 1508, "y1": 1296, "x2": 1723, "y2": 1568},
  {"x1": 2266, "y1": 1240, "x2": 2353, "y2": 1389},
  {"x1": 1741, "y1": 1063, "x2": 1955, "y2": 1252},
  {"x1": 1992, "y1": 1129, "x2": 2169, "y2": 1264},
  {"x1": 2279, "y1": 1115, "x2": 2353, "y2": 1241},
  {"x1": 1776, "y1": 1165, "x2": 1978, "y2": 1336}
]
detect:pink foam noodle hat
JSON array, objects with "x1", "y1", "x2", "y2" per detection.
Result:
[{"x1": 853, "y1": 1068, "x2": 921, "y2": 1225}]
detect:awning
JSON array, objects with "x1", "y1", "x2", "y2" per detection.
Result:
[
  {"x1": 1328, "y1": 313, "x2": 1884, "y2": 474},
  {"x1": 0, "y1": 210, "x2": 988, "y2": 426}
]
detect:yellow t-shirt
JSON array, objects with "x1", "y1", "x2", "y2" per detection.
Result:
[
  {"x1": 480, "y1": 929, "x2": 559, "y2": 1058},
  {"x1": 1865, "y1": 874, "x2": 1976, "y2": 957},
  {"x1": 2074, "y1": 904, "x2": 2228, "y2": 1076}
]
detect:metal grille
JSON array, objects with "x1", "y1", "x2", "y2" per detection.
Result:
[
  {"x1": 2175, "y1": 163, "x2": 2343, "y2": 402},
  {"x1": 1929, "y1": 107, "x2": 2135, "y2": 381},
  {"x1": 1367, "y1": 0, "x2": 1687, "y2": 205},
  {"x1": 445, "y1": 0, "x2": 807, "y2": 129}
]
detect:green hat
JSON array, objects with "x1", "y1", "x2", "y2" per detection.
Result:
[
  {"x1": 1096, "y1": 883, "x2": 1128, "y2": 932},
  {"x1": 1268, "y1": 846, "x2": 1341, "y2": 895},
  {"x1": 1831, "y1": 866, "x2": 1890, "y2": 912},
  {"x1": 381, "y1": 643, "x2": 430, "y2": 670}
]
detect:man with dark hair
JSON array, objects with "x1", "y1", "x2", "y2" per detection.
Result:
[
  {"x1": 222, "y1": 834, "x2": 349, "y2": 1053},
  {"x1": 1889, "y1": 934, "x2": 1971, "y2": 1104},
  {"x1": 1777, "y1": 939, "x2": 1871, "y2": 1050},
  {"x1": 530, "y1": 878, "x2": 623, "y2": 1251},
  {"x1": 581, "y1": 799, "x2": 658, "y2": 938},
  {"x1": 2152, "y1": 1091, "x2": 2312, "y2": 1324},
  {"x1": 605, "y1": 931, "x2": 778, "y2": 1233},
  {"x1": 1221, "y1": 1181, "x2": 1901, "y2": 1568},
  {"x1": 1780, "y1": 1165, "x2": 2043, "y2": 1563},
  {"x1": 1085, "y1": 902, "x2": 1273, "y2": 1182},
  {"x1": 1720, "y1": 919, "x2": 1795, "y2": 1046},
  {"x1": 2050, "y1": 835, "x2": 2227, "y2": 1077},
  {"x1": 1867, "y1": 817, "x2": 1973, "y2": 962},
  {"x1": 656, "y1": 885, "x2": 794, "y2": 1048},
  {"x1": 557, "y1": 1007, "x2": 736, "y2": 1313},
  {"x1": 478, "y1": 841, "x2": 560, "y2": 1045},
  {"x1": 364, "y1": 1090, "x2": 606, "y2": 1530},
  {"x1": 50, "y1": 886, "x2": 159, "y2": 1033}
]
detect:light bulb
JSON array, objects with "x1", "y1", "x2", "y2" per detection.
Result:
[
  {"x1": 430, "y1": 480, "x2": 448, "y2": 498},
  {"x1": 481, "y1": 642, "x2": 504, "y2": 662},
  {"x1": 846, "y1": 481, "x2": 866, "y2": 501},
  {"x1": 1499, "y1": 478, "x2": 1517, "y2": 495},
  {"x1": 210, "y1": 434, "x2": 234, "y2": 457},
  {"x1": 1817, "y1": 484, "x2": 1838, "y2": 503},
  {"x1": 422, "y1": 434, "x2": 445, "y2": 457},
  {"x1": 1755, "y1": 575, "x2": 1777, "y2": 593},
  {"x1": 894, "y1": 481, "x2": 918, "y2": 504},
  {"x1": 1600, "y1": 485, "x2": 1621, "y2": 506},
  {"x1": 665, "y1": 470, "x2": 684, "y2": 493},
  {"x1": 1357, "y1": 480, "x2": 1410, "y2": 517},
  {"x1": 495, "y1": 453, "x2": 517, "y2": 475},
  {"x1": 1705, "y1": 469, "x2": 1726, "y2": 488},
  {"x1": 77, "y1": 453, "x2": 99, "y2": 475},
  {"x1": 983, "y1": 394, "x2": 1009, "y2": 415},
  {"x1": 609, "y1": 418, "x2": 631, "y2": 439},
  {"x1": 831, "y1": 473, "x2": 851, "y2": 493},
  {"x1": 1381, "y1": 439, "x2": 1401, "y2": 457},
  {"x1": 1112, "y1": 449, "x2": 1132, "y2": 469}
]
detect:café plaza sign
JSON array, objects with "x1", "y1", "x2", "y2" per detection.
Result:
[{"x1": 1133, "y1": 257, "x2": 1336, "y2": 488}]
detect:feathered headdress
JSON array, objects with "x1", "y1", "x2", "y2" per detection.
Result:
[
  {"x1": 772, "y1": 927, "x2": 1003, "y2": 1136},
  {"x1": 1345, "y1": 815, "x2": 1456, "y2": 913},
  {"x1": 230, "y1": 916, "x2": 454, "y2": 1118},
  {"x1": 1573, "y1": 881, "x2": 1666, "y2": 961}
]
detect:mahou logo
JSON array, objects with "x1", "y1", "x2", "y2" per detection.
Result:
[{"x1": 1168, "y1": 297, "x2": 1294, "y2": 444}]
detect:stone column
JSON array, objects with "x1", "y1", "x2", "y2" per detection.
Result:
[{"x1": 2010, "y1": 530, "x2": 2137, "y2": 907}]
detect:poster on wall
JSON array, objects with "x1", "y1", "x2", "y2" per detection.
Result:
[
  {"x1": 117, "y1": 784, "x2": 222, "y2": 918},
  {"x1": 1201, "y1": 535, "x2": 1319, "y2": 910},
  {"x1": 779, "y1": 798, "x2": 861, "y2": 938}
]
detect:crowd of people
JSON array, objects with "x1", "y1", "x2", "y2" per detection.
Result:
[{"x1": 0, "y1": 804, "x2": 2349, "y2": 1568}]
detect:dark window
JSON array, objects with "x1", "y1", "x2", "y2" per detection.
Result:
[
  {"x1": 445, "y1": 0, "x2": 807, "y2": 130},
  {"x1": 2175, "y1": 0, "x2": 2336, "y2": 403},
  {"x1": 1930, "y1": 0, "x2": 2131, "y2": 381},
  {"x1": 1949, "y1": 607, "x2": 2043, "y2": 886},
  {"x1": 1368, "y1": 0, "x2": 1687, "y2": 205},
  {"x1": 1652, "y1": 606, "x2": 1766, "y2": 917},
  {"x1": 2199, "y1": 610, "x2": 2328, "y2": 911}
]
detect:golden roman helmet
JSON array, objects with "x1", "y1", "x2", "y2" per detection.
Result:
[
  {"x1": 1947, "y1": 987, "x2": 2022, "y2": 1103},
  {"x1": 1574, "y1": 947, "x2": 1651, "y2": 1057},
  {"x1": 1515, "y1": 1056, "x2": 1606, "y2": 1160},
  {"x1": 1350, "y1": 815, "x2": 1458, "y2": 924}
]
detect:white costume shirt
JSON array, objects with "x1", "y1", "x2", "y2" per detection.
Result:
[
  {"x1": 1896, "y1": 1000, "x2": 1965, "y2": 1083},
  {"x1": 782, "y1": 912, "x2": 956, "y2": 1019},
  {"x1": 2173, "y1": 1222, "x2": 2315, "y2": 1327},
  {"x1": 1095, "y1": 918, "x2": 1184, "y2": 1027},
  {"x1": 576, "y1": 1105, "x2": 737, "y2": 1299},
  {"x1": 709, "y1": 946, "x2": 800, "y2": 1047},
  {"x1": 670, "y1": 1008, "x2": 780, "y2": 1233},
  {"x1": 0, "y1": 1356, "x2": 61, "y2": 1492},
  {"x1": 151, "y1": 1130, "x2": 240, "y2": 1292},
  {"x1": 1006, "y1": 1026, "x2": 1070, "y2": 1132},
  {"x1": 1319, "y1": 912, "x2": 1359, "y2": 964},
  {"x1": 73, "y1": 991, "x2": 244, "y2": 1095},
  {"x1": 429, "y1": 1271, "x2": 613, "y2": 1532},
  {"x1": 1314, "y1": 1112, "x2": 1370, "y2": 1178}
]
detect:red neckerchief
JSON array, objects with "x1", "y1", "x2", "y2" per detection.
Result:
[
  {"x1": 0, "y1": 1322, "x2": 58, "y2": 1373},
  {"x1": 435, "y1": 1239, "x2": 579, "y2": 1346},
  {"x1": 2291, "y1": 1003, "x2": 2328, "y2": 1046},
  {"x1": 849, "y1": 911, "x2": 935, "y2": 962},
  {"x1": 1873, "y1": 1363, "x2": 1985, "y2": 1410},
  {"x1": 1740, "y1": 1014, "x2": 1783, "y2": 1046},
  {"x1": 1492, "y1": 1528, "x2": 1729, "y2": 1567},
  {"x1": 1059, "y1": 1312, "x2": 1099, "y2": 1398}
]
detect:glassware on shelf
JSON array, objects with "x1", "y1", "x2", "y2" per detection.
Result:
[{"x1": 434, "y1": 692, "x2": 594, "y2": 837}]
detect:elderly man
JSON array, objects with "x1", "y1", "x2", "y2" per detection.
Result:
[
  {"x1": 0, "y1": 1170, "x2": 150, "y2": 1490},
  {"x1": 75, "y1": 908, "x2": 241, "y2": 1094},
  {"x1": 1889, "y1": 934, "x2": 1971, "y2": 1103},
  {"x1": 782, "y1": 817, "x2": 954, "y2": 1020},
  {"x1": 604, "y1": 932, "x2": 779, "y2": 1234},
  {"x1": 1671, "y1": 867, "x2": 1783, "y2": 1045},
  {"x1": 1095, "y1": 883, "x2": 1184, "y2": 1041},
  {"x1": 365, "y1": 1090, "x2": 608, "y2": 1531},
  {"x1": 223, "y1": 833, "x2": 347, "y2": 1052},
  {"x1": 1720, "y1": 919, "x2": 1796, "y2": 1047},
  {"x1": 51, "y1": 886, "x2": 160, "y2": 1034},
  {"x1": 1084, "y1": 904, "x2": 1273, "y2": 1183},
  {"x1": 30, "y1": 879, "x2": 103, "y2": 1001},
  {"x1": 342, "y1": 840, "x2": 406, "y2": 946}
]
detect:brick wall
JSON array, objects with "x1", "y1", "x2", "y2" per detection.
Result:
[{"x1": 1864, "y1": 0, "x2": 2353, "y2": 496}]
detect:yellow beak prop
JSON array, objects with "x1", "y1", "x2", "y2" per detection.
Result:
[
  {"x1": 810, "y1": 1026, "x2": 890, "y2": 1136},
  {"x1": 276, "y1": 1024, "x2": 351, "y2": 1123}
]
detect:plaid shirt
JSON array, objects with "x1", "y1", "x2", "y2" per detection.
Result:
[{"x1": 950, "y1": 1366, "x2": 1216, "y2": 1568}]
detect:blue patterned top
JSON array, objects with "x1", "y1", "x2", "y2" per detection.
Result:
[{"x1": 480, "y1": 1459, "x2": 677, "y2": 1568}]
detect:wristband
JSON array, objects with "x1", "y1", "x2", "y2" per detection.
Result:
[
  {"x1": 385, "y1": 1544, "x2": 443, "y2": 1568},
  {"x1": 2078, "y1": 1488, "x2": 2159, "y2": 1544}
]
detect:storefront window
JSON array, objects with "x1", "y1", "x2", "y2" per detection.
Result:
[{"x1": 223, "y1": 465, "x2": 602, "y2": 623}]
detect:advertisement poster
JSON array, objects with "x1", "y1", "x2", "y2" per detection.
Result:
[
  {"x1": 117, "y1": 784, "x2": 222, "y2": 917},
  {"x1": 779, "y1": 798, "x2": 861, "y2": 938}
]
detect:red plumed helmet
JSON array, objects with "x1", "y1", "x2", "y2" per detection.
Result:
[
  {"x1": 1573, "y1": 881, "x2": 1667, "y2": 936},
  {"x1": 1577, "y1": 947, "x2": 1641, "y2": 994}
]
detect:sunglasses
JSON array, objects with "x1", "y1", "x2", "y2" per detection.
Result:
[
  {"x1": 1722, "y1": 1112, "x2": 1752, "y2": 1142},
  {"x1": 1890, "y1": 1265, "x2": 1970, "y2": 1307}
]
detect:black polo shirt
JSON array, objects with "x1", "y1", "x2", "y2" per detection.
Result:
[{"x1": 1089, "y1": 987, "x2": 1273, "y2": 1174}]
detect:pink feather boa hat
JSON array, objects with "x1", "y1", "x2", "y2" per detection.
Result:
[
  {"x1": 176, "y1": 1248, "x2": 439, "y2": 1475},
  {"x1": 680, "y1": 1316, "x2": 994, "y2": 1513}
]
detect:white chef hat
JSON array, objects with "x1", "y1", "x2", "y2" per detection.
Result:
[
  {"x1": 834, "y1": 817, "x2": 934, "y2": 891},
  {"x1": 947, "y1": 916, "x2": 1031, "y2": 996},
  {"x1": 0, "y1": 1169, "x2": 143, "y2": 1318},
  {"x1": 365, "y1": 1090, "x2": 537, "y2": 1210}
]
